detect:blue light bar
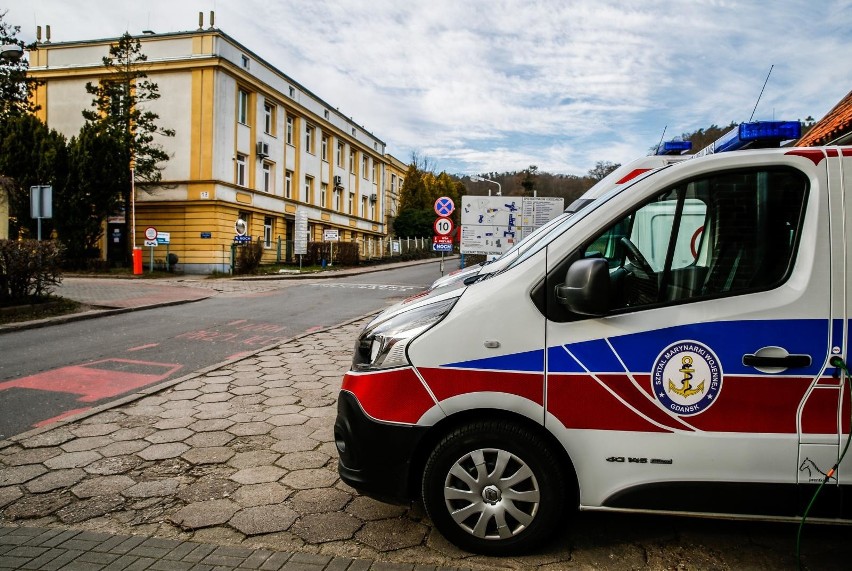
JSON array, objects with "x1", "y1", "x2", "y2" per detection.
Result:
[
  {"x1": 656, "y1": 140, "x2": 693, "y2": 155},
  {"x1": 739, "y1": 121, "x2": 801, "y2": 142},
  {"x1": 695, "y1": 121, "x2": 802, "y2": 157}
]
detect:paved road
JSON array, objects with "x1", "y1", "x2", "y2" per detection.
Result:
[{"x1": 0, "y1": 261, "x2": 443, "y2": 439}]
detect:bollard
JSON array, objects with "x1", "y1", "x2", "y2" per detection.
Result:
[{"x1": 132, "y1": 247, "x2": 143, "y2": 275}]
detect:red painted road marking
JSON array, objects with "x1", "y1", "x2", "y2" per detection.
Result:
[
  {"x1": 305, "y1": 326, "x2": 323, "y2": 334},
  {"x1": 127, "y1": 343, "x2": 159, "y2": 352},
  {"x1": 0, "y1": 359, "x2": 182, "y2": 403},
  {"x1": 34, "y1": 407, "x2": 91, "y2": 427}
]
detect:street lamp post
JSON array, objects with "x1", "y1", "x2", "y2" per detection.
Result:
[
  {"x1": 0, "y1": 44, "x2": 23, "y2": 62},
  {"x1": 469, "y1": 175, "x2": 501, "y2": 196}
]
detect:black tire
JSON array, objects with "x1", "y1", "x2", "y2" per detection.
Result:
[{"x1": 421, "y1": 421, "x2": 567, "y2": 555}]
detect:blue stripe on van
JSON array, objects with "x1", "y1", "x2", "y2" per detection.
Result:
[
  {"x1": 444, "y1": 320, "x2": 829, "y2": 376},
  {"x1": 444, "y1": 349, "x2": 544, "y2": 372}
]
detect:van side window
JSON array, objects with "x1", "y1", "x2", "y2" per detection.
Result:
[{"x1": 564, "y1": 167, "x2": 808, "y2": 316}]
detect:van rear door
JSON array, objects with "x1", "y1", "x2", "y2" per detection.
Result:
[{"x1": 540, "y1": 152, "x2": 833, "y2": 518}]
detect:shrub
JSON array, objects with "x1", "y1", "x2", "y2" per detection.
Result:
[
  {"x1": 0, "y1": 239, "x2": 64, "y2": 305},
  {"x1": 336, "y1": 242, "x2": 360, "y2": 266},
  {"x1": 234, "y1": 238, "x2": 264, "y2": 274}
]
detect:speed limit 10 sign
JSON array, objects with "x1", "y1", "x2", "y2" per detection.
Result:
[{"x1": 434, "y1": 217, "x2": 454, "y2": 236}]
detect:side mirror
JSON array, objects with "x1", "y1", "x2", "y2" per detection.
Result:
[{"x1": 554, "y1": 258, "x2": 610, "y2": 316}]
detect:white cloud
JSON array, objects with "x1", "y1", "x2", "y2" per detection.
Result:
[{"x1": 7, "y1": 0, "x2": 852, "y2": 175}]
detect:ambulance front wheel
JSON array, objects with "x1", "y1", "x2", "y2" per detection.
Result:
[{"x1": 421, "y1": 421, "x2": 567, "y2": 555}]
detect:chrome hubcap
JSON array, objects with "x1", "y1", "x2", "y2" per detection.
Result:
[{"x1": 443, "y1": 448, "x2": 540, "y2": 540}]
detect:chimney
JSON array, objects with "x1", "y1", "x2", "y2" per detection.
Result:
[
  {"x1": 209, "y1": 11, "x2": 215, "y2": 29},
  {"x1": 45, "y1": 25, "x2": 51, "y2": 44},
  {"x1": 36, "y1": 26, "x2": 41, "y2": 42},
  {"x1": 198, "y1": 12, "x2": 203, "y2": 30}
]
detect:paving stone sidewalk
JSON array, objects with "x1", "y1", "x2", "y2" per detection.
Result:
[{"x1": 0, "y1": 317, "x2": 485, "y2": 571}]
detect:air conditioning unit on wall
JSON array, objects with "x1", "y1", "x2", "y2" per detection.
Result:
[
  {"x1": 333, "y1": 175, "x2": 342, "y2": 186},
  {"x1": 256, "y1": 141, "x2": 269, "y2": 158},
  {"x1": 369, "y1": 193, "x2": 378, "y2": 202}
]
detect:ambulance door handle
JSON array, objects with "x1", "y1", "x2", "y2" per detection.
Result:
[{"x1": 742, "y1": 354, "x2": 812, "y2": 369}]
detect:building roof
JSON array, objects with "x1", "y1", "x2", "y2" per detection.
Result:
[{"x1": 797, "y1": 89, "x2": 852, "y2": 146}]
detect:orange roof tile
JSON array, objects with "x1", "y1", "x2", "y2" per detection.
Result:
[{"x1": 797, "y1": 89, "x2": 852, "y2": 146}]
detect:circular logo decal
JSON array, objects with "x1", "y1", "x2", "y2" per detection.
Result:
[{"x1": 652, "y1": 341, "x2": 722, "y2": 416}]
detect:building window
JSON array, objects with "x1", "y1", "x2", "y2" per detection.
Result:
[
  {"x1": 286, "y1": 116, "x2": 294, "y2": 145},
  {"x1": 285, "y1": 170, "x2": 293, "y2": 198},
  {"x1": 324, "y1": 109, "x2": 330, "y2": 119},
  {"x1": 361, "y1": 196, "x2": 368, "y2": 217},
  {"x1": 334, "y1": 189, "x2": 341, "y2": 211},
  {"x1": 241, "y1": 55, "x2": 250, "y2": 69},
  {"x1": 391, "y1": 173, "x2": 397, "y2": 193},
  {"x1": 362, "y1": 155, "x2": 368, "y2": 179},
  {"x1": 321, "y1": 182, "x2": 328, "y2": 207},
  {"x1": 263, "y1": 102, "x2": 275, "y2": 135},
  {"x1": 238, "y1": 89, "x2": 249, "y2": 125},
  {"x1": 321, "y1": 135, "x2": 329, "y2": 162},
  {"x1": 373, "y1": 162, "x2": 378, "y2": 182},
  {"x1": 370, "y1": 200, "x2": 375, "y2": 220},
  {"x1": 348, "y1": 192, "x2": 354, "y2": 214},
  {"x1": 336, "y1": 141, "x2": 344, "y2": 167},
  {"x1": 349, "y1": 150, "x2": 356, "y2": 174},
  {"x1": 289, "y1": 86, "x2": 295, "y2": 98},
  {"x1": 264, "y1": 217, "x2": 273, "y2": 248},
  {"x1": 304, "y1": 176, "x2": 313, "y2": 203},
  {"x1": 351, "y1": 127, "x2": 356, "y2": 137},
  {"x1": 305, "y1": 125, "x2": 315, "y2": 154},
  {"x1": 236, "y1": 154, "x2": 247, "y2": 186},
  {"x1": 262, "y1": 162, "x2": 273, "y2": 193}
]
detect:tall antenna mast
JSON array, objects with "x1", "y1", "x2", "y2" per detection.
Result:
[
  {"x1": 655, "y1": 125, "x2": 667, "y2": 154},
  {"x1": 749, "y1": 65, "x2": 774, "y2": 122}
]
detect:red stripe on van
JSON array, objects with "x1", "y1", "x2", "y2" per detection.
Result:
[
  {"x1": 342, "y1": 368, "x2": 435, "y2": 424},
  {"x1": 785, "y1": 149, "x2": 825, "y2": 165},
  {"x1": 420, "y1": 367, "x2": 543, "y2": 405},
  {"x1": 615, "y1": 168, "x2": 652, "y2": 185}
]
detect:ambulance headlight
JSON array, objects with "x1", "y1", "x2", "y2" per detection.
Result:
[{"x1": 353, "y1": 298, "x2": 456, "y2": 370}]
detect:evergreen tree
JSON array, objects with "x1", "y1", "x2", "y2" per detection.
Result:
[
  {"x1": 82, "y1": 33, "x2": 174, "y2": 259},
  {"x1": 57, "y1": 124, "x2": 128, "y2": 261},
  {"x1": 0, "y1": 10, "x2": 40, "y2": 120},
  {"x1": 0, "y1": 115, "x2": 66, "y2": 239}
]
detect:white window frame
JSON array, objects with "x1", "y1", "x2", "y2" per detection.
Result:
[
  {"x1": 348, "y1": 192, "x2": 354, "y2": 214},
  {"x1": 263, "y1": 102, "x2": 274, "y2": 135},
  {"x1": 336, "y1": 141, "x2": 344, "y2": 167},
  {"x1": 238, "y1": 89, "x2": 249, "y2": 125},
  {"x1": 285, "y1": 170, "x2": 293, "y2": 198},
  {"x1": 334, "y1": 189, "x2": 341, "y2": 211},
  {"x1": 264, "y1": 216, "x2": 273, "y2": 248},
  {"x1": 236, "y1": 154, "x2": 247, "y2": 186},
  {"x1": 350, "y1": 150, "x2": 356, "y2": 174},
  {"x1": 304, "y1": 175, "x2": 313, "y2": 203},
  {"x1": 286, "y1": 116, "x2": 294, "y2": 145},
  {"x1": 321, "y1": 182, "x2": 328, "y2": 208},
  {"x1": 362, "y1": 155, "x2": 368, "y2": 179},
  {"x1": 321, "y1": 135, "x2": 329, "y2": 162},
  {"x1": 305, "y1": 124, "x2": 315, "y2": 154},
  {"x1": 262, "y1": 162, "x2": 272, "y2": 193}
]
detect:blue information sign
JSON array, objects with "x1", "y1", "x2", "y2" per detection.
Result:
[{"x1": 433, "y1": 243, "x2": 453, "y2": 252}]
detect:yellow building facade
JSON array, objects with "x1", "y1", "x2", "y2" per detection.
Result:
[{"x1": 28, "y1": 28, "x2": 388, "y2": 273}]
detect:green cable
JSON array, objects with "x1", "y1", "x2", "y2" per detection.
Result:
[{"x1": 796, "y1": 356, "x2": 851, "y2": 570}]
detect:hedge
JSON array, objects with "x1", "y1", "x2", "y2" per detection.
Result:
[{"x1": 0, "y1": 239, "x2": 64, "y2": 305}]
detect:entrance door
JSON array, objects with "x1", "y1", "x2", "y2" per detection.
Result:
[{"x1": 542, "y1": 162, "x2": 831, "y2": 517}]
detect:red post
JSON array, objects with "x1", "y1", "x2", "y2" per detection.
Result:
[{"x1": 132, "y1": 247, "x2": 143, "y2": 275}]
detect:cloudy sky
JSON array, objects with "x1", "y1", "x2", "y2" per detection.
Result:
[{"x1": 7, "y1": 0, "x2": 852, "y2": 177}]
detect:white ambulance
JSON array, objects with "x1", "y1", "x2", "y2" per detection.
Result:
[{"x1": 335, "y1": 122, "x2": 852, "y2": 554}]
